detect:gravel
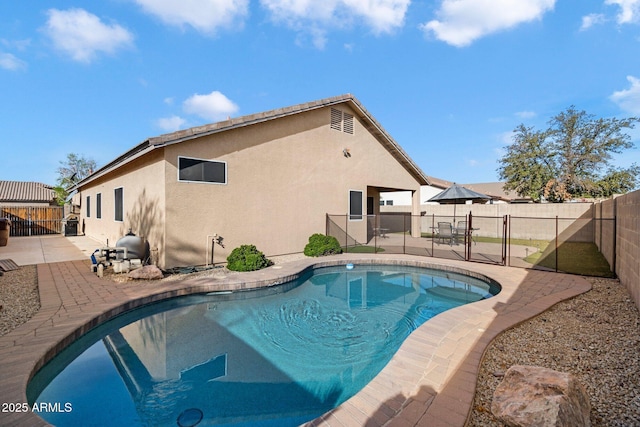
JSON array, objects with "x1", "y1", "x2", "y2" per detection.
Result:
[
  {"x1": 0, "y1": 265, "x2": 40, "y2": 337},
  {"x1": 467, "y1": 276, "x2": 640, "y2": 426},
  {"x1": 2, "y1": 264, "x2": 639, "y2": 425}
]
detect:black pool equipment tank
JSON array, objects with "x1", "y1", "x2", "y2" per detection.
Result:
[{"x1": 116, "y1": 229, "x2": 150, "y2": 264}]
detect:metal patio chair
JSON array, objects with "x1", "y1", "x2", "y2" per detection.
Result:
[{"x1": 437, "y1": 222, "x2": 454, "y2": 245}]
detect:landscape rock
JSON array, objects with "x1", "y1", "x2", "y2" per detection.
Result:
[
  {"x1": 491, "y1": 365, "x2": 591, "y2": 427},
  {"x1": 127, "y1": 265, "x2": 164, "y2": 280}
]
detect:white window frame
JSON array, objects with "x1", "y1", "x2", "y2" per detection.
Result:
[{"x1": 177, "y1": 156, "x2": 227, "y2": 185}]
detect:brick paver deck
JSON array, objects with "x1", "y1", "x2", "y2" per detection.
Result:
[{"x1": 0, "y1": 254, "x2": 591, "y2": 426}]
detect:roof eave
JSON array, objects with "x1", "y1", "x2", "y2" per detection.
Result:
[
  {"x1": 72, "y1": 140, "x2": 154, "y2": 190},
  {"x1": 73, "y1": 94, "x2": 430, "y2": 189}
]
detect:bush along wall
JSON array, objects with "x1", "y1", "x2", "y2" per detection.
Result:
[
  {"x1": 226, "y1": 245, "x2": 272, "y2": 271},
  {"x1": 304, "y1": 233, "x2": 343, "y2": 257}
]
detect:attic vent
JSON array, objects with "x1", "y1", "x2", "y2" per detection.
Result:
[
  {"x1": 330, "y1": 108, "x2": 342, "y2": 131},
  {"x1": 343, "y1": 113, "x2": 354, "y2": 134},
  {"x1": 330, "y1": 108, "x2": 354, "y2": 135}
]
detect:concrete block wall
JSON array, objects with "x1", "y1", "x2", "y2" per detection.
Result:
[
  {"x1": 595, "y1": 198, "x2": 617, "y2": 275},
  {"x1": 384, "y1": 203, "x2": 596, "y2": 240},
  {"x1": 610, "y1": 191, "x2": 640, "y2": 308}
]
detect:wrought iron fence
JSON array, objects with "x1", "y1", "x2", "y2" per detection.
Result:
[{"x1": 326, "y1": 213, "x2": 616, "y2": 277}]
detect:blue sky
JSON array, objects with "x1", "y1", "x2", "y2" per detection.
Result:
[{"x1": 2, "y1": 0, "x2": 640, "y2": 186}]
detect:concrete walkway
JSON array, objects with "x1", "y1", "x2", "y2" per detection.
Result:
[
  {"x1": 0, "y1": 236, "x2": 592, "y2": 426},
  {"x1": 0, "y1": 235, "x2": 104, "y2": 266}
]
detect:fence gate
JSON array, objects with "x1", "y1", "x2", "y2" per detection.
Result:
[{"x1": 0, "y1": 206, "x2": 64, "y2": 236}]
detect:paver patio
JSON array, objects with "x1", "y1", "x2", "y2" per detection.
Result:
[{"x1": 0, "y1": 236, "x2": 591, "y2": 426}]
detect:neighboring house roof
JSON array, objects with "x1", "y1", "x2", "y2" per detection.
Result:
[
  {"x1": 75, "y1": 94, "x2": 431, "y2": 189},
  {"x1": 425, "y1": 176, "x2": 453, "y2": 190},
  {"x1": 459, "y1": 182, "x2": 530, "y2": 202},
  {"x1": 424, "y1": 177, "x2": 530, "y2": 203},
  {"x1": 0, "y1": 181, "x2": 56, "y2": 203}
]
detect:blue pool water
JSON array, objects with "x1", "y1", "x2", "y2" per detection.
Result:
[{"x1": 27, "y1": 264, "x2": 499, "y2": 426}]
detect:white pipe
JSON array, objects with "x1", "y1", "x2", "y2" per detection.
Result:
[{"x1": 206, "y1": 234, "x2": 218, "y2": 267}]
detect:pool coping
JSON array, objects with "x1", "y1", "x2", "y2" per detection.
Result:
[{"x1": 0, "y1": 254, "x2": 592, "y2": 426}]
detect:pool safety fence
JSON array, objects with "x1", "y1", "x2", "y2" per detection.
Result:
[{"x1": 326, "y1": 213, "x2": 616, "y2": 277}]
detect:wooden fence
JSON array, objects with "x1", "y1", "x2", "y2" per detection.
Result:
[{"x1": 0, "y1": 206, "x2": 64, "y2": 236}]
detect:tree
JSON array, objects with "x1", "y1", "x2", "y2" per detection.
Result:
[
  {"x1": 54, "y1": 153, "x2": 97, "y2": 205},
  {"x1": 498, "y1": 107, "x2": 640, "y2": 202}
]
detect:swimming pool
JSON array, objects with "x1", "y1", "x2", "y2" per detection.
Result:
[{"x1": 27, "y1": 264, "x2": 500, "y2": 426}]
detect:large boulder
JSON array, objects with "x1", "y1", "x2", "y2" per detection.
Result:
[
  {"x1": 127, "y1": 265, "x2": 164, "y2": 280},
  {"x1": 491, "y1": 365, "x2": 591, "y2": 427}
]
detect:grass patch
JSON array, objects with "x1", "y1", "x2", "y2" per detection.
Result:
[
  {"x1": 343, "y1": 245, "x2": 385, "y2": 253},
  {"x1": 525, "y1": 242, "x2": 614, "y2": 277},
  {"x1": 421, "y1": 233, "x2": 613, "y2": 277}
]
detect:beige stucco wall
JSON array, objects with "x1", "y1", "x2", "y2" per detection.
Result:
[
  {"x1": 162, "y1": 105, "x2": 421, "y2": 268},
  {"x1": 79, "y1": 150, "x2": 166, "y2": 263},
  {"x1": 79, "y1": 104, "x2": 422, "y2": 269}
]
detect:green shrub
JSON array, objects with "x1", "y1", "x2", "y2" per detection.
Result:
[
  {"x1": 226, "y1": 245, "x2": 272, "y2": 272},
  {"x1": 304, "y1": 233, "x2": 343, "y2": 257}
]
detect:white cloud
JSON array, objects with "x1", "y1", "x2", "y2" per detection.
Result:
[
  {"x1": 260, "y1": 0, "x2": 410, "y2": 48},
  {"x1": 294, "y1": 26, "x2": 329, "y2": 50},
  {"x1": 580, "y1": 13, "x2": 607, "y2": 30},
  {"x1": 132, "y1": 0, "x2": 249, "y2": 34},
  {"x1": 421, "y1": 0, "x2": 555, "y2": 47},
  {"x1": 343, "y1": 0, "x2": 410, "y2": 34},
  {"x1": 515, "y1": 110, "x2": 537, "y2": 119},
  {"x1": 610, "y1": 75, "x2": 640, "y2": 114},
  {"x1": 157, "y1": 115, "x2": 187, "y2": 132},
  {"x1": 606, "y1": 0, "x2": 640, "y2": 24},
  {"x1": 0, "y1": 52, "x2": 27, "y2": 71},
  {"x1": 43, "y1": 8, "x2": 134, "y2": 63},
  {"x1": 183, "y1": 91, "x2": 239, "y2": 121},
  {"x1": 1, "y1": 38, "x2": 31, "y2": 51}
]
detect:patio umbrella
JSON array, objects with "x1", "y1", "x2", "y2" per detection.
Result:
[{"x1": 426, "y1": 184, "x2": 491, "y2": 222}]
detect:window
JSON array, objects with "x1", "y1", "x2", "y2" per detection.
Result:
[
  {"x1": 178, "y1": 156, "x2": 227, "y2": 184},
  {"x1": 349, "y1": 190, "x2": 363, "y2": 221},
  {"x1": 330, "y1": 108, "x2": 354, "y2": 135},
  {"x1": 86, "y1": 196, "x2": 90, "y2": 218},
  {"x1": 96, "y1": 193, "x2": 102, "y2": 219},
  {"x1": 114, "y1": 187, "x2": 123, "y2": 222}
]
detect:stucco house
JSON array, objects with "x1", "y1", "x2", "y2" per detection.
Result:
[{"x1": 74, "y1": 94, "x2": 429, "y2": 269}]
